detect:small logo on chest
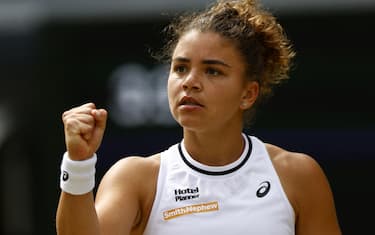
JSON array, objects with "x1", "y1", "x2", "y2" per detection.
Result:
[
  {"x1": 256, "y1": 181, "x2": 271, "y2": 198},
  {"x1": 174, "y1": 187, "x2": 199, "y2": 201}
]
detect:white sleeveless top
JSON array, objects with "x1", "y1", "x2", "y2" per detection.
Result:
[{"x1": 143, "y1": 134, "x2": 295, "y2": 235}]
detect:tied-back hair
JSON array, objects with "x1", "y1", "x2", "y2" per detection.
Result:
[{"x1": 158, "y1": 0, "x2": 296, "y2": 125}]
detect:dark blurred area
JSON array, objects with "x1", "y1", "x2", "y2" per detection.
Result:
[{"x1": 0, "y1": 0, "x2": 374, "y2": 234}]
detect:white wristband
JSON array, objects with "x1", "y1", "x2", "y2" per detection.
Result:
[{"x1": 60, "y1": 152, "x2": 97, "y2": 195}]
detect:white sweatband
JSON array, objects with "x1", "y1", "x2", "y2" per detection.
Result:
[{"x1": 60, "y1": 152, "x2": 97, "y2": 195}]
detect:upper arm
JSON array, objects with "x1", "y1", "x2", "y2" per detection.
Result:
[
  {"x1": 268, "y1": 145, "x2": 342, "y2": 235},
  {"x1": 94, "y1": 157, "x2": 146, "y2": 235},
  {"x1": 284, "y1": 153, "x2": 342, "y2": 235}
]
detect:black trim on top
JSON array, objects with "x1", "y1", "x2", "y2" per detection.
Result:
[{"x1": 178, "y1": 135, "x2": 252, "y2": 176}]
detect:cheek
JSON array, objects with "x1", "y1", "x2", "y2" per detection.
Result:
[
  {"x1": 167, "y1": 77, "x2": 174, "y2": 99},
  {"x1": 167, "y1": 77, "x2": 178, "y2": 105},
  {"x1": 167, "y1": 78, "x2": 180, "y2": 120},
  {"x1": 214, "y1": 89, "x2": 243, "y2": 113}
]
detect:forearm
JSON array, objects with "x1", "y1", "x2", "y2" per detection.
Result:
[{"x1": 56, "y1": 192, "x2": 100, "y2": 235}]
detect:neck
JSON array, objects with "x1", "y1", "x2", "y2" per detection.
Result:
[{"x1": 183, "y1": 128, "x2": 245, "y2": 166}]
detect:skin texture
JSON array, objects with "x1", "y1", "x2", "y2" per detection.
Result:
[{"x1": 56, "y1": 31, "x2": 341, "y2": 235}]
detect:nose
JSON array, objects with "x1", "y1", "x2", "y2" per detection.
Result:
[{"x1": 182, "y1": 71, "x2": 202, "y2": 92}]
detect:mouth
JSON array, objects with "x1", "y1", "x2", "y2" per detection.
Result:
[{"x1": 178, "y1": 96, "x2": 204, "y2": 107}]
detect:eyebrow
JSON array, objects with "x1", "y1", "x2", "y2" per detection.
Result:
[{"x1": 172, "y1": 57, "x2": 231, "y2": 68}]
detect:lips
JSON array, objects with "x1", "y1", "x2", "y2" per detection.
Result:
[{"x1": 178, "y1": 96, "x2": 203, "y2": 107}]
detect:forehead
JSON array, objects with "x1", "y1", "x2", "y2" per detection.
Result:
[{"x1": 173, "y1": 30, "x2": 243, "y2": 63}]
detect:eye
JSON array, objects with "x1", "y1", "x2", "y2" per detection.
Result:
[
  {"x1": 173, "y1": 64, "x2": 188, "y2": 74},
  {"x1": 206, "y1": 67, "x2": 222, "y2": 76}
]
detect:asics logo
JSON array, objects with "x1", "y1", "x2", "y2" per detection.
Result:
[
  {"x1": 62, "y1": 171, "x2": 69, "y2": 181},
  {"x1": 256, "y1": 181, "x2": 271, "y2": 198}
]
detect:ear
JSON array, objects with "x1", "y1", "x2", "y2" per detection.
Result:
[{"x1": 240, "y1": 81, "x2": 259, "y2": 110}]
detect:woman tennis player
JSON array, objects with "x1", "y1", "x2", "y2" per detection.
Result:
[{"x1": 56, "y1": 0, "x2": 342, "y2": 234}]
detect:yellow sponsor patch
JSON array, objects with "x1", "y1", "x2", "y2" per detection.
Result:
[{"x1": 163, "y1": 201, "x2": 219, "y2": 220}]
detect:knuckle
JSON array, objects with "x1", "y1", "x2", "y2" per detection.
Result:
[
  {"x1": 62, "y1": 111, "x2": 69, "y2": 120},
  {"x1": 65, "y1": 118, "x2": 79, "y2": 129}
]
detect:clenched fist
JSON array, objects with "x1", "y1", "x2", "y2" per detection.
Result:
[{"x1": 62, "y1": 103, "x2": 107, "y2": 161}]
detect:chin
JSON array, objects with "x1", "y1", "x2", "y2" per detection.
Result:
[{"x1": 178, "y1": 118, "x2": 204, "y2": 130}]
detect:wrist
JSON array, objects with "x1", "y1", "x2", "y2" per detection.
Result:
[{"x1": 60, "y1": 152, "x2": 97, "y2": 195}]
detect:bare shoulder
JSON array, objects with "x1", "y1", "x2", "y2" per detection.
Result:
[
  {"x1": 265, "y1": 143, "x2": 323, "y2": 180},
  {"x1": 105, "y1": 153, "x2": 161, "y2": 179},
  {"x1": 265, "y1": 143, "x2": 329, "y2": 205},
  {"x1": 98, "y1": 153, "x2": 161, "y2": 196},
  {"x1": 265, "y1": 143, "x2": 342, "y2": 235}
]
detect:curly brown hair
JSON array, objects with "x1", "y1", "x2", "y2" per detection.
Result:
[{"x1": 159, "y1": 0, "x2": 296, "y2": 125}]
